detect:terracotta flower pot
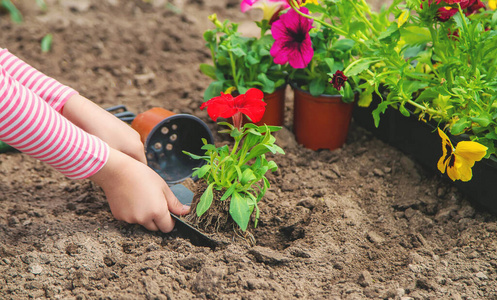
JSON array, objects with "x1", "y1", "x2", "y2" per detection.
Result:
[
  {"x1": 292, "y1": 86, "x2": 355, "y2": 151},
  {"x1": 131, "y1": 107, "x2": 214, "y2": 184},
  {"x1": 256, "y1": 85, "x2": 286, "y2": 126}
]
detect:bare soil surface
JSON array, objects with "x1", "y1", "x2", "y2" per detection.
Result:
[{"x1": 1, "y1": 1, "x2": 497, "y2": 299}]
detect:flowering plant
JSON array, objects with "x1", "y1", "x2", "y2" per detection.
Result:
[
  {"x1": 200, "y1": 1, "x2": 289, "y2": 100},
  {"x1": 267, "y1": 0, "x2": 362, "y2": 101},
  {"x1": 334, "y1": 0, "x2": 494, "y2": 180},
  {"x1": 184, "y1": 88, "x2": 284, "y2": 232}
]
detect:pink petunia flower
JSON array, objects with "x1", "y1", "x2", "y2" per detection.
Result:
[
  {"x1": 270, "y1": 7, "x2": 314, "y2": 69},
  {"x1": 240, "y1": 0, "x2": 290, "y2": 22}
]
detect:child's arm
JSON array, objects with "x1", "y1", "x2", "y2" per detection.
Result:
[
  {"x1": 0, "y1": 65, "x2": 108, "y2": 179},
  {"x1": 0, "y1": 66, "x2": 188, "y2": 232},
  {"x1": 0, "y1": 48, "x2": 146, "y2": 163},
  {"x1": 0, "y1": 48, "x2": 77, "y2": 112},
  {"x1": 61, "y1": 93, "x2": 147, "y2": 164}
]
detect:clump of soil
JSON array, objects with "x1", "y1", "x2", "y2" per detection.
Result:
[
  {"x1": 185, "y1": 180, "x2": 232, "y2": 232},
  {"x1": 1, "y1": 1, "x2": 497, "y2": 299}
]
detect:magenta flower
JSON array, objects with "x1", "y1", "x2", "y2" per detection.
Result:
[
  {"x1": 240, "y1": 0, "x2": 290, "y2": 21},
  {"x1": 270, "y1": 7, "x2": 314, "y2": 69}
]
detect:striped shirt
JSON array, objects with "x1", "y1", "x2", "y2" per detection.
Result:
[{"x1": 0, "y1": 49, "x2": 109, "y2": 179}]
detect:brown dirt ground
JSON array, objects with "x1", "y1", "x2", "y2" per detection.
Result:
[{"x1": 1, "y1": 0, "x2": 497, "y2": 299}]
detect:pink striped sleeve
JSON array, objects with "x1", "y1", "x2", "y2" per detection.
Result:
[
  {"x1": 0, "y1": 65, "x2": 109, "y2": 179},
  {"x1": 0, "y1": 48, "x2": 78, "y2": 112}
]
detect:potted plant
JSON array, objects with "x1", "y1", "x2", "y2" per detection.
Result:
[
  {"x1": 199, "y1": 0, "x2": 289, "y2": 126},
  {"x1": 184, "y1": 88, "x2": 285, "y2": 244},
  {"x1": 332, "y1": 0, "x2": 495, "y2": 211},
  {"x1": 267, "y1": 0, "x2": 361, "y2": 151}
]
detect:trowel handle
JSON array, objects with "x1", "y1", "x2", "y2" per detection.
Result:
[{"x1": 105, "y1": 105, "x2": 137, "y2": 124}]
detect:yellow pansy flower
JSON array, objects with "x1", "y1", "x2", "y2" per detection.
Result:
[
  {"x1": 224, "y1": 86, "x2": 237, "y2": 95},
  {"x1": 489, "y1": 0, "x2": 497, "y2": 10},
  {"x1": 437, "y1": 128, "x2": 487, "y2": 182},
  {"x1": 301, "y1": 0, "x2": 319, "y2": 6},
  {"x1": 397, "y1": 10, "x2": 409, "y2": 28}
]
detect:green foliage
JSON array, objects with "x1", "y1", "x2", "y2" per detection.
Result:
[
  {"x1": 1, "y1": 0, "x2": 22, "y2": 23},
  {"x1": 201, "y1": 14, "x2": 286, "y2": 100},
  {"x1": 184, "y1": 123, "x2": 284, "y2": 231},
  {"x1": 41, "y1": 33, "x2": 52, "y2": 53},
  {"x1": 342, "y1": 0, "x2": 497, "y2": 157},
  {"x1": 1, "y1": 0, "x2": 48, "y2": 23}
]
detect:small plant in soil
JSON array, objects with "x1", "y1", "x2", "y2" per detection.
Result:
[{"x1": 184, "y1": 88, "x2": 284, "y2": 241}]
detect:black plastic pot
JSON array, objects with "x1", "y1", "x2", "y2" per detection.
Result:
[
  {"x1": 131, "y1": 107, "x2": 214, "y2": 185},
  {"x1": 107, "y1": 105, "x2": 214, "y2": 185},
  {"x1": 353, "y1": 96, "x2": 497, "y2": 214}
]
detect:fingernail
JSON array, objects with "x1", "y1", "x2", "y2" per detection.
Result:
[{"x1": 182, "y1": 205, "x2": 191, "y2": 213}]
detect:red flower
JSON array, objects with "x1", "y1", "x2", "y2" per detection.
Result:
[
  {"x1": 330, "y1": 70, "x2": 348, "y2": 91},
  {"x1": 466, "y1": 0, "x2": 485, "y2": 14},
  {"x1": 200, "y1": 88, "x2": 266, "y2": 129},
  {"x1": 438, "y1": 6, "x2": 459, "y2": 21}
]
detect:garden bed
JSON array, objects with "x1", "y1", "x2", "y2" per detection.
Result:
[{"x1": 1, "y1": 1, "x2": 497, "y2": 299}]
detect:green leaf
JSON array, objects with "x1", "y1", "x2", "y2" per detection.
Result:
[
  {"x1": 1, "y1": 0, "x2": 23, "y2": 24},
  {"x1": 201, "y1": 143, "x2": 217, "y2": 152},
  {"x1": 378, "y1": 23, "x2": 399, "y2": 40},
  {"x1": 182, "y1": 151, "x2": 208, "y2": 160},
  {"x1": 372, "y1": 101, "x2": 391, "y2": 128},
  {"x1": 229, "y1": 191, "x2": 251, "y2": 231},
  {"x1": 324, "y1": 58, "x2": 335, "y2": 73},
  {"x1": 398, "y1": 103, "x2": 410, "y2": 117},
  {"x1": 267, "y1": 160, "x2": 278, "y2": 172},
  {"x1": 199, "y1": 63, "x2": 216, "y2": 79},
  {"x1": 257, "y1": 73, "x2": 275, "y2": 94},
  {"x1": 245, "y1": 144, "x2": 272, "y2": 161},
  {"x1": 344, "y1": 58, "x2": 379, "y2": 77},
  {"x1": 471, "y1": 115, "x2": 492, "y2": 127},
  {"x1": 451, "y1": 117, "x2": 471, "y2": 135},
  {"x1": 203, "y1": 81, "x2": 225, "y2": 101},
  {"x1": 221, "y1": 183, "x2": 236, "y2": 201},
  {"x1": 332, "y1": 39, "x2": 355, "y2": 52},
  {"x1": 235, "y1": 165, "x2": 242, "y2": 181},
  {"x1": 358, "y1": 91, "x2": 373, "y2": 107},
  {"x1": 196, "y1": 183, "x2": 214, "y2": 217},
  {"x1": 36, "y1": 0, "x2": 47, "y2": 10},
  {"x1": 41, "y1": 34, "x2": 53, "y2": 53},
  {"x1": 309, "y1": 77, "x2": 326, "y2": 96},
  {"x1": 399, "y1": 26, "x2": 431, "y2": 45},
  {"x1": 203, "y1": 30, "x2": 216, "y2": 42},
  {"x1": 241, "y1": 168, "x2": 256, "y2": 185},
  {"x1": 195, "y1": 164, "x2": 211, "y2": 178},
  {"x1": 452, "y1": 11, "x2": 467, "y2": 31}
]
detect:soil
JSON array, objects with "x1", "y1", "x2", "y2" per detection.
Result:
[{"x1": 1, "y1": 0, "x2": 497, "y2": 299}]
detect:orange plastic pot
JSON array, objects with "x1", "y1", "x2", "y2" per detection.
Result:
[
  {"x1": 238, "y1": 85, "x2": 286, "y2": 126},
  {"x1": 131, "y1": 107, "x2": 213, "y2": 184},
  {"x1": 292, "y1": 86, "x2": 355, "y2": 151}
]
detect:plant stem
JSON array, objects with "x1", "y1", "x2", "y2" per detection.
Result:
[
  {"x1": 228, "y1": 50, "x2": 239, "y2": 88},
  {"x1": 288, "y1": 0, "x2": 349, "y2": 37},
  {"x1": 349, "y1": 0, "x2": 380, "y2": 36},
  {"x1": 406, "y1": 99, "x2": 443, "y2": 117}
]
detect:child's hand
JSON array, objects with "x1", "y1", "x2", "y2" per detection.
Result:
[
  {"x1": 62, "y1": 94, "x2": 147, "y2": 163},
  {"x1": 89, "y1": 148, "x2": 190, "y2": 232}
]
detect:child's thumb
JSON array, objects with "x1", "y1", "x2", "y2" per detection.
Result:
[{"x1": 163, "y1": 187, "x2": 191, "y2": 216}]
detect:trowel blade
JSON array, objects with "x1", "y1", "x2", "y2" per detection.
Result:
[{"x1": 169, "y1": 183, "x2": 221, "y2": 248}]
